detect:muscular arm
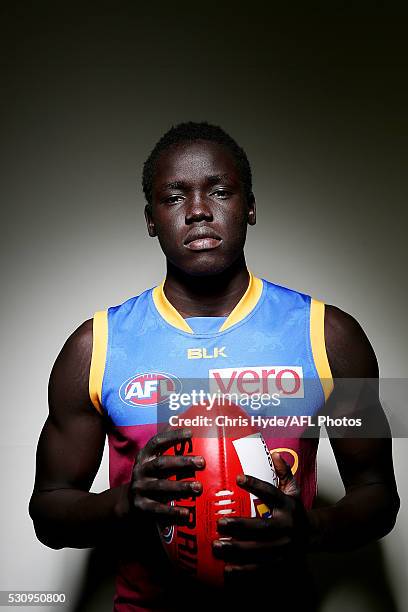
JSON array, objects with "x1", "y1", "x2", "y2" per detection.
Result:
[
  {"x1": 307, "y1": 306, "x2": 400, "y2": 551},
  {"x1": 28, "y1": 320, "x2": 134, "y2": 550}
]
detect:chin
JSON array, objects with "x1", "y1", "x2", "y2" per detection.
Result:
[{"x1": 174, "y1": 254, "x2": 232, "y2": 278}]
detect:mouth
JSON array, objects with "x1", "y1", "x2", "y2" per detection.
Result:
[
  {"x1": 185, "y1": 237, "x2": 222, "y2": 251},
  {"x1": 184, "y1": 228, "x2": 223, "y2": 251}
]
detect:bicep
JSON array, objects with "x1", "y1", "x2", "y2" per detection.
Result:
[
  {"x1": 324, "y1": 305, "x2": 398, "y2": 497},
  {"x1": 32, "y1": 319, "x2": 106, "y2": 494},
  {"x1": 34, "y1": 412, "x2": 106, "y2": 493}
]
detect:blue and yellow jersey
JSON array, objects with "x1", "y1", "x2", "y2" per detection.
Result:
[{"x1": 88, "y1": 270, "x2": 333, "y2": 608}]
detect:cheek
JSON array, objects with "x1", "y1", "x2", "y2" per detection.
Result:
[
  {"x1": 222, "y1": 211, "x2": 248, "y2": 245},
  {"x1": 156, "y1": 232, "x2": 178, "y2": 256},
  {"x1": 228, "y1": 227, "x2": 248, "y2": 253},
  {"x1": 155, "y1": 218, "x2": 183, "y2": 255},
  {"x1": 220, "y1": 201, "x2": 248, "y2": 225}
]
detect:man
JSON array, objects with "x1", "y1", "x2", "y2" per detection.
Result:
[{"x1": 29, "y1": 122, "x2": 399, "y2": 611}]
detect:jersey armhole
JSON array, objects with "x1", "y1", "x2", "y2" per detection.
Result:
[
  {"x1": 310, "y1": 299, "x2": 334, "y2": 402},
  {"x1": 89, "y1": 310, "x2": 108, "y2": 415}
]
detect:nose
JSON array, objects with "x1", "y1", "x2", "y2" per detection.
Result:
[{"x1": 185, "y1": 192, "x2": 213, "y2": 224}]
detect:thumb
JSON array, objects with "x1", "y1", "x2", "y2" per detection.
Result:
[{"x1": 271, "y1": 452, "x2": 300, "y2": 498}]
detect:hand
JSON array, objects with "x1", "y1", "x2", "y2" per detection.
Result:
[
  {"x1": 212, "y1": 452, "x2": 310, "y2": 578},
  {"x1": 128, "y1": 428, "x2": 205, "y2": 526}
]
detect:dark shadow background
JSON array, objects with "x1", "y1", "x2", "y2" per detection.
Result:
[{"x1": 1, "y1": 2, "x2": 407, "y2": 611}]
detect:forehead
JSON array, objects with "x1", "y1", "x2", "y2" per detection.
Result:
[{"x1": 153, "y1": 140, "x2": 240, "y2": 186}]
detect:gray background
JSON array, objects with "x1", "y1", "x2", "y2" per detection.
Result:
[{"x1": 1, "y1": 4, "x2": 407, "y2": 611}]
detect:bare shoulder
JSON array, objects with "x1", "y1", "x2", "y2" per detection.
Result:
[
  {"x1": 324, "y1": 305, "x2": 378, "y2": 379},
  {"x1": 48, "y1": 318, "x2": 100, "y2": 424},
  {"x1": 56, "y1": 318, "x2": 93, "y2": 368}
]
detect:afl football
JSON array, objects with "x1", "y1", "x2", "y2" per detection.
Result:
[{"x1": 158, "y1": 402, "x2": 278, "y2": 586}]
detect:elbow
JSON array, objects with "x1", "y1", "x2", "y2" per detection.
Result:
[
  {"x1": 376, "y1": 490, "x2": 400, "y2": 540},
  {"x1": 32, "y1": 521, "x2": 64, "y2": 550},
  {"x1": 29, "y1": 495, "x2": 65, "y2": 550}
]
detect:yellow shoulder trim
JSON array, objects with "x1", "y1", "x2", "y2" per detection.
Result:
[
  {"x1": 89, "y1": 310, "x2": 108, "y2": 415},
  {"x1": 152, "y1": 283, "x2": 194, "y2": 333},
  {"x1": 219, "y1": 271, "x2": 263, "y2": 331},
  {"x1": 310, "y1": 299, "x2": 334, "y2": 402}
]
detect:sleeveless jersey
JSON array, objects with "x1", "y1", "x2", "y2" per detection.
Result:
[{"x1": 89, "y1": 270, "x2": 333, "y2": 611}]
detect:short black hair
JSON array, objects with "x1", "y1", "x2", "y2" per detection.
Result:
[{"x1": 142, "y1": 121, "x2": 253, "y2": 205}]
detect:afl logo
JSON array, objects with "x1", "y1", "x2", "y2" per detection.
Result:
[{"x1": 119, "y1": 372, "x2": 182, "y2": 408}]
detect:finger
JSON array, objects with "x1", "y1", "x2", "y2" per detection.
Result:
[
  {"x1": 213, "y1": 538, "x2": 290, "y2": 563},
  {"x1": 271, "y1": 452, "x2": 301, "y2": 498},
  {"x1": 137, "y1": 498, "x2": 191, "y2": 525},
  {"x1": 217, "y1": 516, "x2": 287, "y2": 539},
  {"x1": 236, "y1": 474, "x2": 286, "y2": 507},
  {"x1": 142, "y1": 428, "x2": 193, "y2": 460},
  {"x1": 141, "y1": 478, "x2": 202, "y2": 501},
  {"x1": 143, "y1": 454, "x2": 205, "y2": 477}
]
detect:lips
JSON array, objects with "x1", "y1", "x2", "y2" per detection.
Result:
[{"x1": 184, "y1": 227, "x2": 222, "y2": 251}]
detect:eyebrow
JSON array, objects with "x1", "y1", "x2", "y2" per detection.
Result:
[
  {"x1": 161, "y1": 180, "x2": 187, "y2": 190},
  {"x1": 207, "y1": 173, "x2": 230, "y2": 186},
  {"x1": 160, "y1": 174, "x2": 231, "y2": 190}
]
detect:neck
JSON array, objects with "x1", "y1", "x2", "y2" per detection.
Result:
[{"x1": 163, "y1": 255, "x2": 249, "y2": 318}]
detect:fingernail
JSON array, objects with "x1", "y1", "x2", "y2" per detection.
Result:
[
  {"x1": 194, "y1": 457, "x2": 205, "y2": 467},
  {"x1": 213, "y1": 540, "x2": 223, "y2": 549},
  {"x1": 191, "y1": 481, "x2": 201, "y2": 492},
  {"x1": 218, "y1": 518, "x2": 229, "y2": 527},
  {"x1": 236, "y1": 474, "x2": 246, "y2": 485}
]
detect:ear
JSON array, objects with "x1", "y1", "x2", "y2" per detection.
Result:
[
  {"x1": 144, "y1": 204, "x2": 157, "y2": 237},
  {"x1": 247, "y1": 193, "x2": 256, "y2": 226}
]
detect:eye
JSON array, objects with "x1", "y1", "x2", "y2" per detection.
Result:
[
  {"x1": 164, "y1": 195, "x2": 184, "y2": 205},
  {"x1": 212, "y1": 189, "x2": 232, "y2": 199}
]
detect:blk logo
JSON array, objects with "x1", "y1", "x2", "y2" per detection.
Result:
[{"x1": 187, "y1": 347, "x2": 227, "y2": 359}]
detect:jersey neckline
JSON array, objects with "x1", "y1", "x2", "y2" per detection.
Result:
[{"x1": 150, "y1": 270, "x2": 264, "y2": 336}]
